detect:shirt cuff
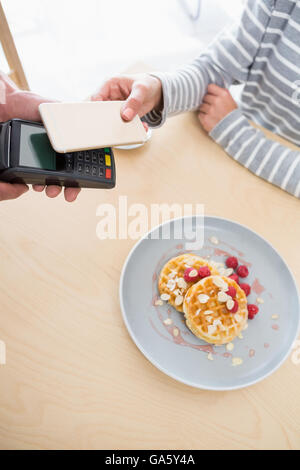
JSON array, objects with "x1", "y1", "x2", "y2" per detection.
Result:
[
  {"x1": 209, "y1": 108, "x2": 249, "y2": 147},
  {"x1": 143, "y1": 72, "x2": 170, "y2": 128}
]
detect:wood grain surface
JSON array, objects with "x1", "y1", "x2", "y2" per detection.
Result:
[{"x1": 0, "y1": 110, "x2": 299, "y2": 450}]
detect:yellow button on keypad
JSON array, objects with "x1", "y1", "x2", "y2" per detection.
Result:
[{"x1": 105, "y1": 154, "x2": 111, "y2": 167}]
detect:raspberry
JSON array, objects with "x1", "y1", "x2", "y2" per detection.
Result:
[
  {"x1": 237, "y1": 265, "x2": 249, "y2": 278},
  {"x1": 198, "y1": 266, "x2": 211, "y2": 279},
  {"x1": 184, "y1": 267, "x2": 200, "y2": 283},
  {"x1": 228, "y1": 299, "x2": 239, "y2": 313},
  {"x1": 226, "y1": 256, "x2": 238, "y2": 270},
  {"x1": 229, "y1": 273, "x2": 239, "y2": 284},
  {"x1": 226, "y1": 286, "x2": 237, "y2": 298},
  {"x1": 240, "y1": 283, "x2": 251, "y2": 296},
  {"x1": 248, "y1": 304, "x2": 259, "y2": 320}
]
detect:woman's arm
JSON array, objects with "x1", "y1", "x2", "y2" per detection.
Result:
[
  {"x1": 199, "y1": 84, "x2": 300, "y2": 199},
  {"x1": 145, "y1": 0, "x2": 273, "y2": 127}
]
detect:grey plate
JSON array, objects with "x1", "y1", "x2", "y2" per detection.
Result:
[{"x1": 119, "y1": 216, "x2": 300, "y2": 390}]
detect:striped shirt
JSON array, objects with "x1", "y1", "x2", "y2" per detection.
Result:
[{"x1": 145, "y1": 0, "x2": 300, "y2": 199}]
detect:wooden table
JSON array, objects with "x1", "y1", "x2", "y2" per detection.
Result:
[{"x1": 0, "y1": 110, "x2": 299, "y2": 450}]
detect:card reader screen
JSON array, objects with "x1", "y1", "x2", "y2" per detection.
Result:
[{"x1": 19, "y1": 124, "x2": 56, "y2": 170}]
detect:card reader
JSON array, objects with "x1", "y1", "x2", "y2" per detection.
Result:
[{"x1": 0, "y1": 119, "x2": 116, "y2": 189}]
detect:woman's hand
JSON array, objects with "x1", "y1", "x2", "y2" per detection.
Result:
[
  {"x1": 198, "y1": 84, "x2": 238, "y2": 133},
  {"x1": 91, "y1": 73, "x2": 163, "y2": 125}
]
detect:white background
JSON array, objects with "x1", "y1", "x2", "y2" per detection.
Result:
[{"x1": 1, "y1": 0, "x2": 244, "y2": 100}]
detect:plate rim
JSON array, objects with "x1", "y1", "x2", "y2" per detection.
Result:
[{"x1": 119, "y1": 215, "x2": 300, "y2": 391}]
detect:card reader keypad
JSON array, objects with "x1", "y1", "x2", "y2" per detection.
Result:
[{"x1": 61, "y1": 147, "x2": 113, "y2": 181}]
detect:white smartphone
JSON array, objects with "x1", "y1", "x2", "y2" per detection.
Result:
[{"x1": 39, "y1": 101, "x2": 147, "y2": 153}]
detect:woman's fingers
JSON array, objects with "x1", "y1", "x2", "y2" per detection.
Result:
[{"x1": 199, "y1": 103, "x2": 211, "y2": 114}]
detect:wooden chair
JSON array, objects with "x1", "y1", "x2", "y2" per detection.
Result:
[{"x1": 0, "y1": 1, "x2": 29, "y2": 90}]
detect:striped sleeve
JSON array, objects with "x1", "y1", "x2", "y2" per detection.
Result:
[
  {"x1": 144, "y1": 0, "x2": 274, "y2": 127},
  {"x1": 209, "y1": 109, "x2": 300, "y2": 198}
]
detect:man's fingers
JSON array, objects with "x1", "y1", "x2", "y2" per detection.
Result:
[
  {"x1": 121, "y1": 83, "x2": 147, "y2": 121},
  {"x1": 0, "y1": 182, "x2": 29, "y2": 201},
  {"x1": 64, "y1": 187, "x2": 81, "y2": 203},
  {"x1": 32, "y1": 185, "x2": 45, "y2": 192},
  {"x1": 45, "y1": 185, "x2": 62, "y2": 198}
]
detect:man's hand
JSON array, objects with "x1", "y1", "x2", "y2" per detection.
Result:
[
  {"x1": 0, "y1": 182, "x2": 80, "y2": 203},
  {"x1": 32, "y1": 185, "x2": 81, "y2": 203},
  {"x1": 91, "y1": 73, "x2": 163, "y2": 125},
  {"x1": 198, "y1": 84, "x2": 238, "y2": 133},
  {"x1": 0, "y1": 182, "x2": 29, "y2": 201},
  {"x1": 0, "y1": 71, "x2": 81, "y2": 202}
]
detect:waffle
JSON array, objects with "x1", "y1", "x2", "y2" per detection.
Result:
[
  {"x1": 158, "y1": 254, "x2": 219, "y2": 313},
  {"x1": 183, "y1": 275, "x2": 248, "y2": 345}
]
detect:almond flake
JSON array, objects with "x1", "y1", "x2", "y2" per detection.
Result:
[
  {"x1": 173, "y1": 327, "x2": 179, "y2": 337},
  {"x1": 166, "y1": 280, "x2": 176, "y2": 291},
  {"x1": 161, "y1": 293, "x2": 170, "y2": 301},
  {"x1": 218, "y1": 291, "x2": 229, "y2": 303},
  {"x1": 207, "y1": 353, "x2": 214, "y2": 361},
  {"x1": 257, "y1": 297, "x2": 264, "y2": 304},
  {"x1": 168, "y1": 271, "x2": 177, "y2": 279},
  {"x1": 213, "y1": 319, "x2": 222, "y2": 327},
  {"x1": 185, "y1": 257, "x2": 197, "y2": 266},
  {"x1": 173, "y1": 289, "x2": 180, "y2": 296},
  {"x1": 224, "y1": 268, "x2": 234, "y2": 277},
  {"x1": 210, "y1": 236, "x2": 219, "y2": 245},
  {"x1": 206, "y1": 316, "x2": 213, "y2": 323},
  {"x1": 175, "y1": 295, "x2": 183, "y2": 306},
  {"x1": 177, "y1": 278, "x2": 187, "y2": 289},
  {"x1": 189, "y1": 269, "x2": 198, "y2": 278},
  {"x1": 208, "y1": 325, "x2": 217, "y2": 335},
  {"x1": 163, "y1": 318, "x2": 173, "y2": 326},
  {"x1": 272, "y1": 314, "x2": 279, "y2": 320},
  {"x1": 186, "y1": 297, "x2": 191, "y2": 303},
  {"x1": 226, "y1": 298, "x2": 234, "y2": 310},
  {"x1": 235, "y1": 314, "x2": 242, "y2": 323},
  {"x1": 213, "y1": 277, "x2": 228, "y2": 290},
  {"x1": 238, "y1": 333, "x2": 243, "y2": 339},
  {"x1": 226, "y1": 342, "x2": 234, "y2": 351},
  {"x1": 243, "y1": 323, "x2": 248, "y2": 330},
  {"x1": 198, "y1": 294, "x2": 210, "y2": 304},
  {"x1": 204, "y1": 310, "x2": 214, "y2": 315},
  {"x1": 195, "y1": 309, "x2": 201, "y2": 316},
  {"x1": 155, "y1": 300, "x2": 163, "y2": 306},
  {"x1": 232, "y1": 357, "x2": 243, "y2": 367}
]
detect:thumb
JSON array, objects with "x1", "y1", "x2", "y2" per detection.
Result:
[
  {"x1": 0, "y1": 183, "x2": 29, "y2": 201},
  {"x1": 121, "y1": 83, "x2": 147, "y2": 121}
]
